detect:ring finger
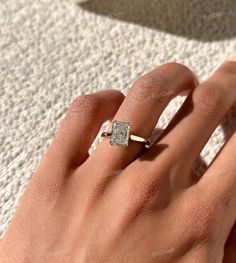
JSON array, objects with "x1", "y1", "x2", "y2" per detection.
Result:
[{"x1": 86, "y1": 62, "x2": 198, "y2": 174}]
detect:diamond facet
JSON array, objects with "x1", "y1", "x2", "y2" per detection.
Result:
[{"x1": 110, "y1": 121, "x2": 131, "y2": 147}]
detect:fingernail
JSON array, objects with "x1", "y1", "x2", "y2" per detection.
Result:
[{"x1": 227, "y1": 54, "x2": 236, "y2": 62}]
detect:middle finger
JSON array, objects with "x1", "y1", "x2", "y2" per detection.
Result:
[{"x1": 140, "y1": 59, "x2": 236, "y2": 188}]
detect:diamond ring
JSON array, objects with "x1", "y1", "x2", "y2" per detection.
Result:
[{"x1": 101, "y1": 120, "x2": 151, "y2": 149}]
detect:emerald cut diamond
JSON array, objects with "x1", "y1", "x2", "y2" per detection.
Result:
[{"x1": 110, "y1": 121, "x2": 131, "y2": 147}]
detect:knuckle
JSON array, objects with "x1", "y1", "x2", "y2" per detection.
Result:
[
  {"x1": 218, "y1": 61, "x2": 236, "y2": 77},
  {"x1": 182, "y1": 195, "x2": 219, "y2": 243},
  {"x1": 165, "y1": 62, "x2": 193, "y2": 75},
  {"x1": 126, "y1": 176, "x2": 166, "y2": 216},
  {"x1": 193, "y1": 84, "x2": 226, "y2": 115},
  {"x1": 68, "y1": 95, "x2": 100, "y2": 115},
  {"x1": 91, "y1": 173, "x2": 118, "y2": 201},
  {"x1": 136, "y1": 181, "x2": 158, "y2": 209},
  {"x1": 59, "y1": 95, "x2": 101, "y2": 137},
  {"x1": 215, "y1": 64, "x2": 236, "y2": 90},
  {"x1": 131, "y1": 72, "x2": 170, "y2": 103}
]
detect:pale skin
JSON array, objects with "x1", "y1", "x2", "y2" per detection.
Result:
[{"x1": 1, "y1": 60, "x2": 236, "y2": 263}]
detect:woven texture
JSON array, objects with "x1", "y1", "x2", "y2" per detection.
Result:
[{"x1": 1, "y1": 0, "x2": 236, "y2": 238}]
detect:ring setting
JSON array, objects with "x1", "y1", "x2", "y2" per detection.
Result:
[{"x1": 101, "y1": 120, "x2": 151, "y2": 149}]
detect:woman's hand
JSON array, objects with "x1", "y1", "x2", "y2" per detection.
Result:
[{"x1": 1, "y1": 60, "x2": 236, "y2": 263}]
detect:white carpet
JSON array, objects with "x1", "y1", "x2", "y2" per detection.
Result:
[{"x1": 1, "y1": 0, "x2": 236, "y2": 238}]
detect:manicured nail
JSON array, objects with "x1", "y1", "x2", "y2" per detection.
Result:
[{"x1": 227, "y1": 54, "x2": 236, "y2": 62}]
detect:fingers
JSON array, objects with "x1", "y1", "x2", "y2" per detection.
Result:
[
  {"x1": 145, "y1": 60, "x2": 236, "y2": 187},
  {"x1": 37, "y1": 90, "x2": 124, "y2": 173},
  {"x1": 88, "y1": 62, "x2": 198, "y2": 173},
  {"x1": 197, "y1": 130, "x2": 236, "y2": 229}
]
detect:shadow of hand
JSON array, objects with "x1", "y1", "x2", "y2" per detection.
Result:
[{"x1": 79, "y1": 0, "x2": 236, "y2": 41}]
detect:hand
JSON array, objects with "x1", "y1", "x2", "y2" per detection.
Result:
[{"x1": 1, "y1": 60, "x2": 236, "y2": 263}]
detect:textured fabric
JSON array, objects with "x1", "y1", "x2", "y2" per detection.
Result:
[{"x1": 1, "y1": 0, "x2": 236, "y2": 238}]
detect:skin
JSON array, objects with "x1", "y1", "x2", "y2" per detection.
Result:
[{"x1": 0, "y1": 61, "x2": 236, "y2": 263}]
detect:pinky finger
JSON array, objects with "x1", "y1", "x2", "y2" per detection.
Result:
[{"x1": 38, "y1": 90, "x2": 124, "y2": 173}]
